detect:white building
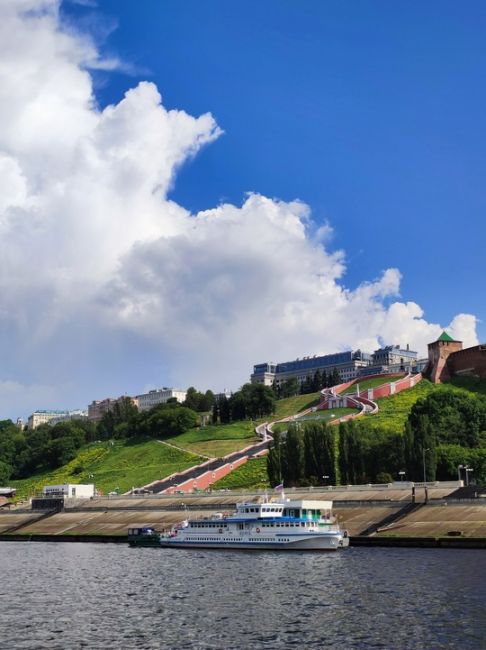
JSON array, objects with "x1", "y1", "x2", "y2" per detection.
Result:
[
  {"x1": 28, "y1": 409, "x2": 88, "y2": 430},
  {"x1": 28, "y1": 410, "x2": 70, "y2": 430},
  {"x1": 49, "y1": 410, "x2": 88, "y2": 426},
  {"x1": 136, "y1": 388, "x2": 187, "y2": 412},
  {"x1": 42, "y1": 484, "x2": 95, "y2": 498}
]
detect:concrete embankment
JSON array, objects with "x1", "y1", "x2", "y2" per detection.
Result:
[
  {"x1": 351, "y1": 536, "x2": 486, "y2": 549},
  {"x1": 1, "y1": 485, "x2": 484, "y2": 547}
]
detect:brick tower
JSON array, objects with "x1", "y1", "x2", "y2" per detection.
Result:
[{"x1": 427, "y1": 331, "x2": 463, "y2": 383}]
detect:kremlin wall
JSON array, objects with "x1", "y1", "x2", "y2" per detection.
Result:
[{"x1": 427, "y1": 331, "x2": 486, "y2": 383}]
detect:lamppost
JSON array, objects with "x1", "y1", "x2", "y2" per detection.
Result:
[
  {"x1": 422, "y1": 448, "x2": 430, "y2": 504},
  {"x1": 457, "y1": 464, "x2": 464, "y2": 484}
]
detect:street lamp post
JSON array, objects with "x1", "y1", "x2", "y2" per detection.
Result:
[
  {"x1": 457, "y1": 464, "x2": 464, "y2": 484},
  {"x1": 422, "y1": 448, "x2": 430, "y2": 504}
]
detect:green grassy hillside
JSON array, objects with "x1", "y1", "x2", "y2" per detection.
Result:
[
  {"x1": 212, "y1": 456, "x2": 270, "y2": 490},
  {"x1": 271, "y1": 392, "x2": 321, "y2": 420},
  {"x1": 366, "y1": 379, "x2": 437, "y2": 430},
  {"x1": 342, "y1": 374, "x2": 405, "y2": 395},
  {"x1": 166, "y1": 422, "x2": 257, "y2": 457},
  {"x1": 13, "y1": 377, "x2": 485, "y2": 500},
  {"x1": 10, "y1": 439, "x2": 203, "y2": 499}
]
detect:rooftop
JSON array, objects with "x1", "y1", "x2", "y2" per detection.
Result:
[{"x1": 437, "y1": 331, "x2": 456, "y2": 342}]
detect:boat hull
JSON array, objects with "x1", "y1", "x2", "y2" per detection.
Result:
[{"x1": 159, "y1": 534, "x2": 348, "y2": 551}]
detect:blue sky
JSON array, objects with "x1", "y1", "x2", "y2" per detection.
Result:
[
  {"x1": 0, "y1": 1, "x2": 484, "y2": 418},
  {"x1": 65, "y1": 0, "x2": 486, "y2": 336}
]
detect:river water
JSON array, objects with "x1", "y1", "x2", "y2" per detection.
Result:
[{"x1": 0, "y1": 543, "x2": 485, "y2": 649}]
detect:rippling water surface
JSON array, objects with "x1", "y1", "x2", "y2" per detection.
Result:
[{"x1": 0, "y1": 543, "x2": 485, "y2": 649}]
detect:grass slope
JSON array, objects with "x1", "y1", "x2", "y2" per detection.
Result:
[
  {"x1": 342, "y1": 375, "x2": 406, "y2": 394},
  {"x1": 366, "y1": 379, "x2": 437, "y2": 430},
  {"x1": 10, "y1": 439, "x2": 203, "y2": 499},
  {"x1": 212, "y1": 456, "x2": 270, "y2": 490},
  {"x1": 166, "y1": 422, "x2": 257, "y2": 457},
  {"x1": 271, "y1": 392, "x2": 321, "y2": 421}
]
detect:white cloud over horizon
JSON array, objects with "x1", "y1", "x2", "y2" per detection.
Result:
[{"x1": 0, "y1": 1, "x2": 479, "y2": 418}]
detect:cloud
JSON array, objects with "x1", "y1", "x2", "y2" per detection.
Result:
[{"x1": 0, "y1": 1, "x2": 479, "y2": 417}]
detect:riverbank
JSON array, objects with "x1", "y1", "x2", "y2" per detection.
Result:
[
  {"x1": 2, "y1": 532, "x2": 486, "y2": 549},
  {"x1": 1, "y1": 485, "x2": 485, "y2": 548}
]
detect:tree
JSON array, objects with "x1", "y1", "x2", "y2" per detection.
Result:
[
  {"x1": 304, "y1": 422, "x2": 336, "y2": 484},
  {"x1": 216, "y1": 394, "x2": 231, "y2": 424},
  {"x1": 228, "y1": 384, "x2": 276, "y2": 420},
  {"x1": 321, "y1": 369, "x2": 328, "y2": 390},
  {"x1": 312, "y1": 370, "x2": 323, "y2": 392},
  {"x1": 267, "y1": 431, "x2": 284, "y2": 486},
  {"x1": 408, "y1": 389, "x2": 486, "y2": 448},
  {"x1": 338, "y1": 420, "x2": 366, "y2": 484},
  {"x1": 280, "y1": 378, "x2": 299, "y2": 398},
  {"x1": 46, "y1": 437, "x2": 77, "y2": 468},
  {"x1": 329, "y1": 367, "x2": 342, "y2": 387},
  {"x1": 146, "y1": 404, "x2": 198, "y2": 437},
  {"x1": 0, "y1": 460, "x2": 12, "y2": 484},
  {"x1": 184, "y1": 387, "x2": 214, "y2": 412},
  {"x1": 271, "y1": 380, "x2": 281, "y2": 399},
  {"x1": 406, "y1": 413, "x2": 437, "y2": 481},
  {"x1": 284, "y1": 424, "x2": 305, "y2": 486}
]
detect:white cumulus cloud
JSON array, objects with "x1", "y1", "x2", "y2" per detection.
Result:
[{"x1": 0, "y1": 1, "x2": 478, "y2": 417}]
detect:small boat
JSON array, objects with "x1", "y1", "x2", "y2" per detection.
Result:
[
  {"x1": 128, "y1": 526, "x2": 161, "y2": 547},
  {"x1": 129, "y1": 498, "x2": 349, "y2": 551}
]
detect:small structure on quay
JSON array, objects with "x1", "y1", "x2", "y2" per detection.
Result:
[{"x1": 32, "y1": 483, "x2": 95, "y2": 511}]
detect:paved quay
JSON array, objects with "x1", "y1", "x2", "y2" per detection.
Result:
[{"x1": 2, "y1": 482, "x2": 484, "y2": 545}]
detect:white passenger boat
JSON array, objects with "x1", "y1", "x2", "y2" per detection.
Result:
[{"x1": 156, "y1": 499, "x2": 349, "y2": 551}]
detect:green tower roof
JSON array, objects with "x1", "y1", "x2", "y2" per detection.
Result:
[{"x1": 437, "y1": 331, "x2": 454, "y2": 342}]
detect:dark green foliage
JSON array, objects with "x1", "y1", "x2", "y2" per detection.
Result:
[
  {"x1": 213, "y1": 394, "x2": 231, "y2": 424},
  {"x1": 304, "y1": 422, "x2": 336, "y2": 484},
  {"x1": 146, "y1": 405, "x2": 198, "y2": 437},
  {"x1": 98, "y1": 396, "x2": 139, "y2": 439},
  {"x1": 279, "y1": 378, "x2": 300, "y2": 398},
  {"x1": 403, "y1": 388, "x2": 486, "y2": 481},
  {"x1": 338, "y1": 420, "x2": 366, "y2": 484},
  {"x1": 267, "y1": 431, "x2": 284, "y2": 486},
  {"x1": 267, "y1": 421, "x2": 336, "y2": 487},
  {"x1": 409, "y1": 388, "x2": 486, "y2": 448},
  {"x1": 227, "y1": 383, "x2": 276, "y2": 420},
  {"x1": 46, "y1": 436, "x2": 77, "y2": 467},
  {"x1": 284, "y1": 424, "x2": 305, "y2": 485},
  {"x1": 0, "y1": 419, "x2": 89, "y2": 479},
  {"x1": 329, "y1": 367, "x2": 342, "y2": 387},
  {"x1": 184, "y1": 387, "x2": 215, "y2": 412},
  {"x1": 436, "y1": 444, "x2": 486, "y2": 482},
  {"x1": 0, "y1": 459, "x2": 12, "y2": 484}
]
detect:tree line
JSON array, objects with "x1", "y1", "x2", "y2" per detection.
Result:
[
  {"x1": 0, "y1": 382, "x2": 277, "y2": 484},
  {"x1": 272, "y1": 368, "x2": 342, "y2": 399},
  {"x1": 267, "y1": 387, "x2": 486, "y2": 487}
]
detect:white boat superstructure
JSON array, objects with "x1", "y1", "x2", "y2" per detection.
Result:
[{"x1": 159, "y1": 498, "x2": 349, "y2": 551}]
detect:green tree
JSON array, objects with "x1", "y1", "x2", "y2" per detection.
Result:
[
  {"x1": 406, "y1": 413, "x2": 437, "y2": 481},
  {"x1": 267, "y1": 431, "x2": 284, "y2": 486},
  {"x1": 280, "y1": 378, "x2": 299, "y2": 398},
  {"x1": 312, "y1": 369, "x2": 323, "y2": 392},
  {"x1": 284, "y1": 423, "x2": 305, "y2": 486},
  {"x1": 304, "y1": 422, "x2": 336, "y2": 484},
  {"x1": 0, "y1": 460, "x2": 12, "y2": 484}
]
